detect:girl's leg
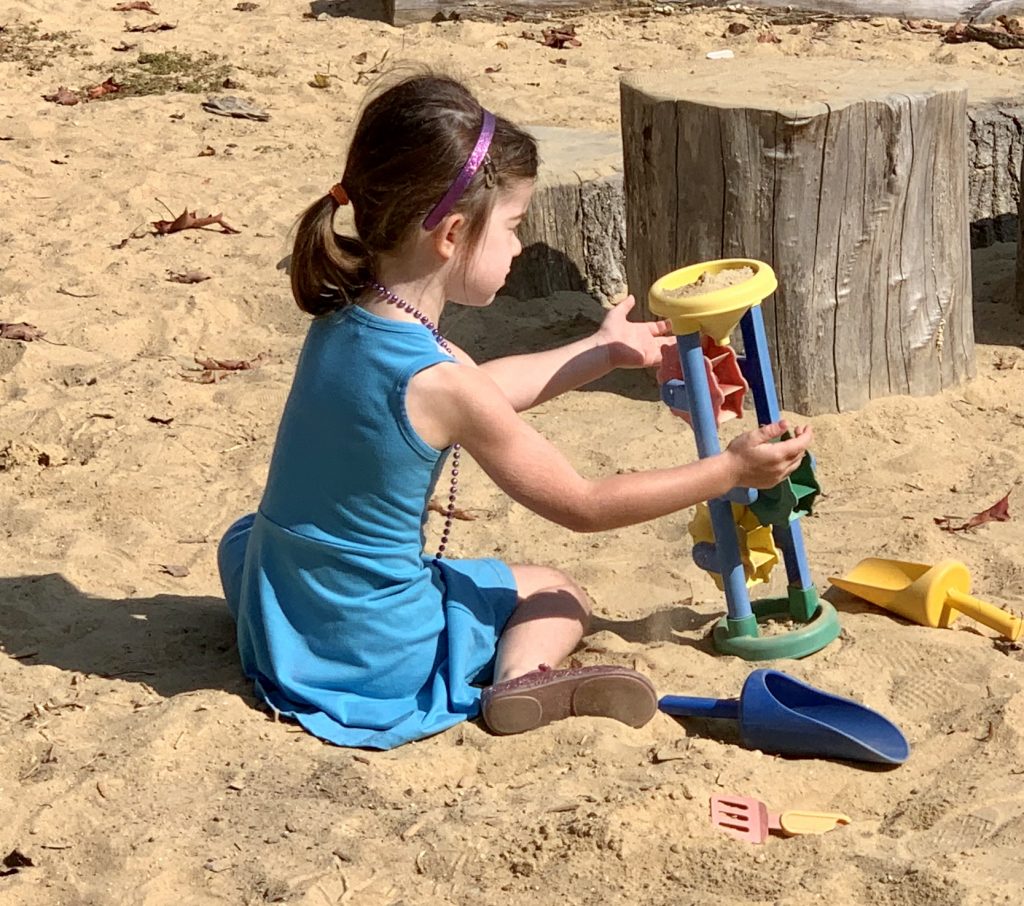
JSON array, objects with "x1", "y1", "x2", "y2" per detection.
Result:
[
  {"x1": 482, "y1": 563, "x2": 657, "y2": 736},
  {"x1": 492, "y1": 564, "x2": 592, "y2": 684}
]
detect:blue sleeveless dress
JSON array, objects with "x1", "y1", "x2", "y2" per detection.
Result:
[{"x1": 217, "y1": 305, "x2": 519, "y2": 750}]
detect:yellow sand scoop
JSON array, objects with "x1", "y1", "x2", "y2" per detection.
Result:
[{"x1": 830, "y1": 558, "x2": 1023, "y2": 641}]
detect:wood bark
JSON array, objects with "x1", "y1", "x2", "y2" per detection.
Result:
[
  {"x1": 621, "y1": 62, "x2": 974, "y2": 415},
  {"x1": 1017, "y1": 148, "x2": 1024, "y2": 311},
  {"x1": 968, "y1": 100, "x2": 1024, "y2": 247},
  {"x1": 501, "y1": 126, "x2": 625, "y2": 304}
]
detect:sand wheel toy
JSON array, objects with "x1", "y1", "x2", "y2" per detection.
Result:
[
  {"x1": 690, "y1": 502, "x2": 780, "y2": 590},
  {"x1": 650, "y1": 258, "x2": 840, "y2": 660}
]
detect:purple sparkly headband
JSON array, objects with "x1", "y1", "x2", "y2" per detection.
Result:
[{"x1": 422, "y1": 109, "x2": 496, "y2": 231}]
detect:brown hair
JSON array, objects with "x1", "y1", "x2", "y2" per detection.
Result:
[{"x1": 291, "y1": 73, "x2": 539, "y2": 316}]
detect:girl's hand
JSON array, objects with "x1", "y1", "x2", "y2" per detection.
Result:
[
  {"x1": 597, "y1": 295, "x2": 676, "y2": 369},
  {"x1": 724, "y1": 420, "x2": 813, "y2": 489}
]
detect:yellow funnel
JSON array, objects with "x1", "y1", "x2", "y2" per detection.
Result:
[
  {"x1": 649, "y1": 258, "x2": 777, "y2": 343},
  {"x1": 830, "y1": 558, "x2": 1023, "y2": 641}
]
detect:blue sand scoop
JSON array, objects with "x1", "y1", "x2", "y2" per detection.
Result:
[{"x1": 659, "y1": 669, "x2": 909, "y2": 765}]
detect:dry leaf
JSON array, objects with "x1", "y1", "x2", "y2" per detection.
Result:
[
  {"x1": 309, "y1": 72, "x2": 330, "y2": 89},
  {"x1": 43, "y1": 86, "x2": 80, "y2": 106},
  {"x1": 194, "y1": 355, "x2": 256, "y2": 371},
  {"x1": 757, "y1": 30, "x2": 782, "y2": 43},
  {"x1": 935, "y1": 491, "x2": 1012, "y2": 533},
  {"x1": 113, "y1": 1, "x2": 158, "y2": 11},
  {"x1": 944, "y1": 20, "x2": 1024, "y2": 48},
  {"x1": 198, "y1": 146, "x2": 216, "y2": 157},
  {"x1": 181, "y1": 371, "x2": 220, "y2": 384},
  {"x1": 1001, "y1": 14, "x2": 1024, "y2": 35},
  {"x1": 902, "y1": 19, "x2": 942, "y2": 33},
  {"x1": 0, "y1": 322, "x2": 46, "y2": 342},
  {"x1": 181, "y1": 353, "x2": 263, "y2": 383},
  {"x1": 235, "y1": 1, "x2": 259, "y2": 9},
  {"x1": 152, "y1": 209, "x2": 240, "y2": 235},
  {"x1": 427, "y1": 499, "x2": 476, "y2": 522},
  {"x1": 160, "y1": 564, "x2": 190, "y2": 578},
  {"x1": 125, "y1": 21, "x2": 176, "y2": 32},
  {"x1": 167, "y1": 270, "x2": 211, "y2": 283},
  {"x1": 87, "y1": 77, "x2": 122, "y2": 99},
  {"x1": 528, "y1": 25, "x2": 581, "y2": 49}
]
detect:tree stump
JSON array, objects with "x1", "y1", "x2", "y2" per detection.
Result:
[
  {"x1": 501, "y1": 125, "x2": 625, "y2": 305},
  {"x1": 621, "y1": 61, "x2": 974, "y2": 415},
  {"x1": 1017, "y1": 148, "x2": 1024, "y2": 312},
  {"x1": 968, "y1": 99, "x2": 1024, "y2": 247}
]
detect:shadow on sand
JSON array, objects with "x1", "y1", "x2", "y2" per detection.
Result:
[{"x1": 0, "y1": 573, "x2": 245, "y2": 698}]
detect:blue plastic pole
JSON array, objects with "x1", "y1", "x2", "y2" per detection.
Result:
[
  {"x1": 739, "y1": 307, "x2": 814, "y2": 592},
  {"x1": 677, "y1": 332, "x2": 754, "y2": 625},
  {"x1": 738, "y1": 305, "x2": 782, "y2": 424},
  {"x1": 658, "y1": 694, "x2": 740, "y2": 719},
  {"x1": 773, "y1": 520, "x2": 814, "y2": 589}
]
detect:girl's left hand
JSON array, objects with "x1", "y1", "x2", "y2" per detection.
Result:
[{"x1": 597, "y1": 295, "x2": 676, "y2": 369}]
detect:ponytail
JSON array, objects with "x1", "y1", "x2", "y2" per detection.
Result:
[{"x1": 290, "y1": 194, "x2": 373, "y2": 316}]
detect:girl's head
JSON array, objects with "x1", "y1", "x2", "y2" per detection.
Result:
[{"x1": 291, "y1": 73, "x2": 539, "y2": 315}]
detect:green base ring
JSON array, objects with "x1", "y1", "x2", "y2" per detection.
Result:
[{"x1": 712, "y1": 596, "x2": 841, "y2": 661}]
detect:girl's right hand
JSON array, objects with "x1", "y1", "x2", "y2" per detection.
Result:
[{"x1": 724, "y1": 420, "x2": 813, "y2": 490}]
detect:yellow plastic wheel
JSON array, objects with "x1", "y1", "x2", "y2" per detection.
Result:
[{"x1": 689, "y1": 502, "x2": 780, "y2": 590}]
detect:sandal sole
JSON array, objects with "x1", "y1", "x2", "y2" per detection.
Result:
[{"x1": 482, "y1": 670, "x2": 657, "y2": 736}]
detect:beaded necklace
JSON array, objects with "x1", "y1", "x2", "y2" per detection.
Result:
[{"x1": 369, "y1": 280, "x2": 460, "y2": 560}]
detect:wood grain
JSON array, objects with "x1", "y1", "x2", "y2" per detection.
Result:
[
  {"x1": 501, "y1": 126, "x2": 625, "y2": 304},
  {"x1": 968, "y1": 100, "x2": 1024, "y2": 247}
]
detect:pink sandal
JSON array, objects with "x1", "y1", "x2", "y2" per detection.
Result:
[{"x1": 480, "y1": 664, "x2": 658, "y2": 736}]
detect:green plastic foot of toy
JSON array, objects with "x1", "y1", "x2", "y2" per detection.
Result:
[
  {"x1": 723, "y1": 613, "x2": 759, "y2": 639},
  {"x1": 787, "y1": 585, "x2": 818, "y2": 622},
  {"x1": 712, "y1": 595, "x2": 841, "y2": 661}
]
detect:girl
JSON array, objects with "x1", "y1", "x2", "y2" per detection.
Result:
[{"x1": 218, "y1": 73, "x2": 813, "y2": 751}]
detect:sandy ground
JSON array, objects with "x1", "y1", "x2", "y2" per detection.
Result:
[{"x1": 3, "y1": 2, "x2": 1024, "y2": 904}]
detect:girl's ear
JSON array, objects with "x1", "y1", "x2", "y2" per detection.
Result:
[{"x1": 432, "y1": 212, "x2": 465, "y2": 262}]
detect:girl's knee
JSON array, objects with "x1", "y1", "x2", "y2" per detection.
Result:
[{"x1": 509, "y1": 563, "x2": 592, "y2": 616}]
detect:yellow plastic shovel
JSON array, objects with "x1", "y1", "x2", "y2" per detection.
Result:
[{"x1": 830, "y1": 558, "x2": 1023, "y2": 641}]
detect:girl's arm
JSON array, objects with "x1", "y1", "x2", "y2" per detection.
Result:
[
  {"x1": 472, "y1": 297, "x2": 674, "y2": 412},
  {"x1": 476, "y1": 334, "x2": 610, "y2": 412},
  {"x1": 408, "y1": 361, "x2": 812, "y2": 533}
]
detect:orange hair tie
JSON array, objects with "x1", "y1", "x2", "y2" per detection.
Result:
[{"x1": 329, "y1": 183, "x2": 349, "y2": 206}]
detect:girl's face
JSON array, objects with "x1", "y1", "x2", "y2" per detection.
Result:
[{"x1": 451, "y1": 180, "x2": 534, "y2": 308}]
